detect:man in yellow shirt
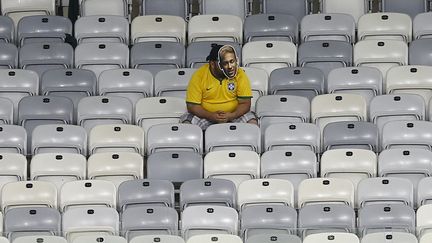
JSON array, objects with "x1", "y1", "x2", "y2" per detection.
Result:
[{"x1": 180, "y1": 44, "x2": 257, "y2": 130}]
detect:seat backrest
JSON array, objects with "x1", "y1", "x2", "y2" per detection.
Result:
[
  {"x1": 205, "y1": 123, "x2": 261, "y2": 153},
  {"x1": 0, "y1": 98, "x2": 13, "y2": 125},
  {"x1": 131, "y1": 15, "x2": 186, "y2": 44},
  {"x1": 298, "y1": 178, "x2": 355, "y2": 207},
  {"x1": 154, "y1": 68, "x2": 195, "y2": 98},
  {"x1": 75, "y1": 15, "x2": 129, "y2": 44},
  {"x1": 141, "y1": 0, "x2": 188, "y2": 19},
  {"x1": 17, "y1": 15, "x2": 72, "y2": 46},
  {"x1": 241, "y1": 66, "x2": 269, "y2": 110},
  {"x1": 80, "y1": 0, "x2": 127, "y2": 17},
  {"x1": 13, "y1": 236, "x2": 67, "y2": 243},
  {"x1": 417, "y1": 204, "x2": 432, "y2": 237},
  {"x1": 382, "y1": 0, "x2": 427, "y2": 19},
  {"x1": 0, "y1": 16, "x2": 14, "y2": 43},
  {"x1": 186, "y1": 234, "x2": 242, "y2": 243},
  {"x1": 72, "y1": 236, "x2": 127, "y2": 243},
  {"x1": 0, "y1": 125, "x2": 27, "y2": 154},
  {"x1": 0, "y1": 153, "x2": 27, "y2": 190},
  {"x1": 130, "y1": 235, "x2": 185, "y2": 243},
  {"x1": 303, "y1": 233, "x2": 359, "y2": 243},
  {"x1": 418, "y1": 177, "x2": 432, "y2": 206},
  {"x1": 264, "y1": 123, "x2": 320, "y2": 153},
  {"x1": 262, "y1": 0, "x2": 309, "y2": 22},
  {"x1": 301, "y1": 13, "x2": 356, "y2": 43},
  {"x1": 1, "y1": 0, "x2": 56, "y2": 26},
  {"x1": 200, "y1": 0, "x2": 246, "y2": 19},
  {"x1": 244, "y1": 14, "x2": 299, "y2": 43},
  {"x1": 246, "y1": 234, "x2": 302, "y2": 243},
  {"x1": 361, "y1": 232, "x2": 418, "y2": 243},
  {"x1": 358, "y1": 13, "x2": 412, "y2": 42},
  {"x1": 186, "y1": 41, "x2": 242, "y2": 68},
  {"x1": 188, "y1": 15, "x2": 243, "y2": 43},
  {"x1": 413, "y1": 12, "x2": 432, "y2": 39},
  {"x1": 0, "y1": 43, "x2": 18, "y2": 68},
  {"x1": 322, "y1": 0, "x2": 367, "y2": 22},
  {"x1": 409, "y1": 38, "x2": 432, "y2": 66},
  {"x1": 381, "y1": 120, "x2": 432, "y2": 151}
]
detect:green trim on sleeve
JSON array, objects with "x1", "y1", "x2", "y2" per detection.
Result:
[
  {"x1": 238, "y1": 96, "x2": 253, "y2": 99},
  {"x1": 186, "y1": 101, "x2": 201, "y2": 105}
]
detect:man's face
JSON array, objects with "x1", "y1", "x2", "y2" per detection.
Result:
[{"x1": 219, "y1": 52, "x2": 238, "y2": 79}]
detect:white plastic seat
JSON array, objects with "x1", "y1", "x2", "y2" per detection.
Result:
[
  {"x1": 237, "y1": 178, "x2": 294, "y2": 210},
  {"x1": 87, "y1": 152, "x2": 144, "y2": 187},
  {"x1": 421, "y1": 233, "x2": 432, "y2": 243},
  {"x1": 264, "y1": 123, "x2": 320, "y2": 153},
  {"x1": 30, "y1": 153, "x2": 86, "y2": 190},
  {"x1": 0, "y1": 125, "x2": 27, "y2": 154},
  {"x1": 1, "y1": 181, "x2": 57, "y2": 212},
  {"x1": 13, "y1": 236, "x2": 67, "y2": 243},
  {"x1": 303, "y1": 233, "x2": 359, "y2": 243},
  {"x1": 131, "y1": 15, "x2": 186, "y2": 44},
  {"x1": 186, "y1": 234, "x2": 242, "y2": 243},
  {"x1": 130, "y1": 235, "x2": 185, "y2": 243},
  {"x1": 60, "y1": 180, "x2": 117, "y2": 212},
  {"x1": 417, "y1": 204, "x2": 432, "y2": 237},
  {"x1": 0, "y1": 153, "x2": 27, "y2": 191},
  {"x1": 241, "y1": 67, "x2": 268, "y2": 111},
  {"x1": 188, "y1": 15, "x2": 243, "y2": 43},
  {"x1": 321, "y1": 0, "x2": 367, "y2": 22},
  {"x1": 204, "y1": 150, "x2": 260, "y2": 188},
  {"x1": 361, "y1": 232, "x2": 418, "y2": 243},
  {"x1": 381, "y1": 121, "x2": 432, "y2": 151},
  {"x1": 1, "y1": 0, "x2": 56, "y2": 26},
  {"x1": 75, "y1": 16, "x2": 129, "y2": 44},
  {"x1": 321, "y1": 149, "x2": 377, "y2": 188},
  {"x1": 301, "y1": 13, "x2": 356, "y2": 43},
  {"x1": 72, "y1": 235, "x2": 127, "y2": 243},
  {"x1": 242, "y1": 41, "x2": 297, "y2": 76},
  {"x1": 358, "y1": 13, "x2": 412, "y2": 42},
  {"x1": 80, "y1": 0, "x2": 127, "y2": 17},
  {"x1": 297, "y1": 178, "x2": 355, "y2": 208},
  {"x1": 205, "y1": 123, "x2": 261, "y2": 153},
  {"x1": 199, "y1": 0, "x2": 247, "y2": 19},
  {"x1": 154, "y1": 68, "x2": 196, "y2": 98}
]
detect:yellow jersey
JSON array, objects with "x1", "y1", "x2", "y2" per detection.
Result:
[{"x1": 186, "y1": 64, "x2": 253, "y2": 113}]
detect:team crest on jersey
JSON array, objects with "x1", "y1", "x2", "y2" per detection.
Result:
[{"x1": 228, "y1": 82, "x2": 235, "y2": 91}]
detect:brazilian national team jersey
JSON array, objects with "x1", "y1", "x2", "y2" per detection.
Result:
[{"x1": 186, "y1": 64, "x2": 253, "y2": 113}]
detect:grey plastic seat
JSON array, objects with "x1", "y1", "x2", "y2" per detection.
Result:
[
  {"x1": 17, "y1": 15, "x2": 72, "y2": 47},
  {"x1": 147, "y1": 151, "x2": 203, "y2": 188},
  {"x1": 31, "y1": 124, "x2": 87, "y2": 155},
  {"x1": 301, "y1": 13, "x2": 356, "y2": 43},
  {"x1": 131, "y1": 42, "x2": 185, "y2": 76},
  {"x1": 358, "y1": 204, "x2": 415, "y2": 236},
  {"x1": 246, "y1": 234, "x2": 302, "y2": 243},
  {"x1": 381, "y1": 121, "x2": 432, "y2": 150},
  {"x1": 298, "y1": 40, "x2": 353, "y2": 78},
  {"x1": 410, "y1": 39, "x2": 432, "y2": 66},
  {"x1": 80, "y1": 0, "x2": 128, "y2": 17},
  {"x1": 18, "y1": 96, "x2": 73, "y2": 152},
  {"x1": 199, "y1": 0, "x2": 247, "y2": 19},
  {"x1": 186, "y1": 41, "x2": 242, "y2": 68},
  {"x1": 327, "y1": 67, "x2": 383, "y2": 105},
  {"x1": 0, "y1": 98, "x2": 13, "y2": 125},
  {"x1": 369, "y1": 94, "x2": 425, "y2": 134},
  {"x1": 357, "y1": 177, "x2": 414, "y2": 208},
  {"x1": 75, "y1": 16, "x2": 129, "y2": 44},
  {"x1": 77, "y1": 96, "x2": 133, "y2": 133},
  {"x1": 75, "y1": 43, "x2": 129, "y2": 79},
  {"x1": 244, "y1": 14, "x2": 299, "y2": 43},
  {"x1": 154, "y1": 68, "x2": 195, "y2": 98},
  {"x1": 418, "y1": 177, "x2": 432, "y2": 206},
  {"x1": 0, "y1": 153, "x2": 27, "y2": 191},
  {"x1": 298, "y1": 204, "x2": 356, "y2": 238},
  {"x1": 382, "y1": 0, "x2": 427, "y2": 19},
  {"x1": 240, "y1": 205, "x2": 297, "y2": 240},
  {"x1": 118, "y1": 179, "x2": 175, "y2": 211},
  {"x1": 263, "y1": 0, "x2": 310, "y2": 23},
  {"x1": 0, "y1": 43, "x2": 18, "y2": 68},
  {"x1": 140, "y1": 0, "x2": 188, "y2": 19},
  {"x1": 361, "y1": 232, "x2": 418, "y2": 243},
  {"x1": 147, "y1": 123, "x2": 203, "y2": 155},
  {"x1": 180, "y1": 178, "x2": 236, "y2": 210},
  {"x1": 19, "y1": 43, "x2": 73, "y2": 77},
  {"x1": 13, "y1": 236, "x2": 67, "y2": 243},
  {"x1": 121, "y1": 205, "x2": 178, "y2": 240},
  {"x1": 0, "y1": 125, "x2": 27, "y2": 154},
  {"x1": 72, "y1": 235, "x2": 127, "y2": 243},
  {"x1": 0, "y1": 16, "x2": 14, "y2": 43},
  {"x1": 268, "y1": 67, "x2": 325, "y2": 101},
  {"x1": 41, "y1": 69, "x2": 97, "y2": 114},
  {"x1": 4, "y1": 207, "x2": 61, "y2": 241},
  {"x1": 414, "y1": 13, "x2": 432, "y2": 39},
  {"x1": 99, "y1": 69, "x2": 153, "y2": 105},
  {"x1": 205, "y1": 123, "x2": 261, "y2": 153},
  {"x1": 323, "y1": 121, "x2": 379, "y2": 152},
  {"x1": 264, "y1": 123, "x2": 320, "y2": 153}
]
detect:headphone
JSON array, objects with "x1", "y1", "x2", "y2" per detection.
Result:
[{"x1": 217, "y1": 45, "x2": 239, "y2": 79}]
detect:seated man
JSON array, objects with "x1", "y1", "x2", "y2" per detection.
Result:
[{"x1": 180, "y1": 44, "x2": 257, "y2": 130}]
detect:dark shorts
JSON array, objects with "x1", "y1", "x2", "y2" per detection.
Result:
[{"x1": 180, "y1": 111, "x2": 257, "y2": 130}]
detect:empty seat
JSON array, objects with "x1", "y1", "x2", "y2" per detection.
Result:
[
  {"x1": 131, "y1": 15, "x2": 186, "y2": 44},
  {"x1": 0, "y1": 98, "x2": 13, "y2": 125},
  {"x1": 298, "y1": 40, "x2": 353, "y2": 78},
  {"x1": 358, "y1": 13, "x2": 412, "y2": 42},
  {"x1": 19, "y1": 43, "x2": 73, "y2": 77},
  {"x1": 268, "y1": 67, "x2": 325, "y2": 101},
  {"x1": 321, "y1": 0, "x2": 367, "y2": 22},
  {"x1": 17, "y1": 15, "x2": 72, "y2": 46},
  {"x1": 321, "y1": 149, "x2": 377, "y2": 188},
  {"x1": 357, "y1": 177, "x2": 414, "y2": 208},
  {"x1": 72, "y1": 235, "x2": 127, "y2": 243},
  {"x1": 147, "y1": 123, "x2": 203, "y2": 154},
  {"x1": 80, "y1": 0, "x2": 127, "y2": 17},
  {"x1": 354, "y1": 40, "x2": 408, "y2": 78},
  {"x1": 1, "y1": 181, "x2": 57, "y2": 212},
  {"x1": 118, "y1": 179, "x2": 175, "y2": 210},
  {"x1": 99, "y1": 69, "x2": 153, "y2": 104},
  {"x1": 240, "y1": 205, "x2": 297, "y2": 239},
  {"x1": 298, "y1": 178, "x2": 355, "y2": 207},
  {"x1": 0, "y1": 43, "x2": 18, "y2": 69},
  {"x1": 186, "y1": 41, "x2": 241, "y2": 68},
  {"x1": 327, "y1": 67, "x2": 383, "y2": 104},
  {"x1": 1, "y1": 0, "x2": 56, "y2": 26},
  {"x1": 199, "y1": 0, "x2": 246, "y2": 19},
  {"x1": 358, "y1": 204, "x2": 415, "y2": 236},
  {"x1": 62, "y1": 207, "x2": 119, "y2": 243},
  {"x1": 382, "y1": 0, "x2": 427, "y2": 19},
  {"x1": 413, "y1": 12, "x2": 432, "y2": 39},
  {"x1": 181, "y1": 205, "x2": 238, "y2": 240},
  {"x1": 237, "y1": 179, "x2": 294, "y2": 210},
  {"x1": 244, "y1": 14, "x2": 299, "y2": 43},
  {"x1": 0, "y1": 125, "x2": 27, "y2": 154},
  {"x1": 417, "y1": 204, "x2": 432, "y2": 237},
  {"x1": 246, "y1": 234, "x2": 301, "y2": 243},
  {"x1": 77, "y1": 96, "x2": 133, "y2": 133},
  {"x1": 75, "y1": 16, "x2": 129, "y2": 44},
  {"x1": 242, "y1": 41, "x2": 297, "y2": 76},
  {"x1": 188, "y1": 15, "x2": 242, "y2": 43},
  {"x1": 241, "y1": 67, "x2": 269, "y2": 111},
  {"x1": 264, "y1": 123, "x2": 320, "y2": 153},
  {"x1": 30, "y1": 153, "x2": 86, "y2": 190},
  {"x1": 322, "y1": 121, "x2": 379, "y2": 152},
  {"x1": 186, "y1": 235, "x2": 242, "y2": 243},
  {"x1": 31, "y1": 124, "x2": 87, "y2": 155},
  {"x1": 301, "y1": 13, "x2": 356, "y2": 43},
  {"x1": 0, "y1": 16, "x2": 14, "y2": 43},
  {"x1": 88, "y1": 124, "x2": 144, "y2": 155},
  {"x1": 298, "y1": 204, "x2": 356, "y2": 238},
  {"x1": 154, "y1": 68, "x2": 195, "y2": 98},
  {"x1": 262, "y1": 0, "x2": 309, "y2": 22},
  {"x1": 418, "y1": 177, "x2": 432, "y2": 206},
  {"x1": 4, "y1": 207, "x2": 61, "y2": 241},
  {"x1": 303, "y1": 233, "x2": 359, "y2": 243},
  {"x1": 205, "y1": 123, "x2": 261, "y2": 153},
  {"x1": 361, "y1": 232, "x2": 418, "y2": 243},
  {"x1": 140, "y1": 0, "x2": 188, "y2": 19},
  {"x1": 121, "y1": 205, "x2": 178, "y2": 240},
  {"x1": 180, "y1": 178, "x2": 236, "y2": 210},
  {"x1": 381, "y1": 121, "x2": 432, "y2": 150},
  {"x1": 13, "y1": 236, "x2": 67, "y2": 243},
  {"x1": 130, "y1": 42, "x2": 185, "y2": 76},
  {"x1": 0, "y1": 153, "x2": 27, "y2": 190},
  {"x1": 409, "y1": 38, "x2": 432, "y2": 65},
  {"x1": 87, "y1": 152, "x2": 144, "y2": 187},
  {"x1": 130, "y1": 235, "x2": 185, "y2": 243},
  {"x1": 75, "y1": 43, "x2": 129, "y2": 79},
  {"x1": 204, "y1": 150, "x2": 260, "y2": 188}
]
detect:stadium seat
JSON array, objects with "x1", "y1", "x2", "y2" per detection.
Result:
[
  {"x1": 205, "y1": 123, "x2": 261, "y2": 153},
  {"x1": 298, "y1": 178, "x2": 355, "y2": 207},
  {"x1": 80, "y1": 0, "x2": 128, "y2": 17},
  {"x1": 409, "y1": 38, "x2": 432, "y2": 65},
  {"x1": 262, "y1": 0, "x2": 310, "y2": 22},
  {"x1": 13, "y1": 236, "x2": 67, "y2": 243},
  {"x1": 358, "y1": 13, "x2": 412, "y2": 42},
  {"x1": 132, "y1": 15, "x2": 186, "y2": 44},
  {"x1": 0, "y1": 98, "x2": 13, "y2": 125},
  {"x1": 0, "y1": 43, "x2": 18, "y2": 69},
  {"x1": 1, "y1": 0, "x2": 56, "y2": 26},
  {"x1": 154, "y1": 68, "x2": 195, "y2": 98},
  {"x1": 303, "y1": 233, "x2": 359, "y2": 243},
  {"x1": 244, "y1": 14, "x2": 299, "y2": 43},
  {"x1": 31, "y1": 125, "x2": 87, "y2": 155},
  {"x1": 382, "y1": 0, "x2": 428, "y2": 19},
  {"x1": 268, "y1": 67, "x2": 324, "y2": 101},
  {"x1": 264, "y1": 123, "x2": 320, "y2": 153},
  {"x1": 186, "y1": 234, "x2": 242, "y2": 243},
  {"x1": 246, "y1": 234, "x2": 301, "y2": 243},
  {"x1": 0, "y1": 153, "x2": 27, "y2": 191},
  {"x1": 381, "y1": 121, "x2": 432, "y2": 150},
  {"x1": 418, "y1": 177, "x2": 432, "y2": 206},
  {"x1": 75, "y1": 16, "x2": 129, "y2": 44},
  {"x1": 188, "y1": 15, "x2": 242, "y2": 43},
  {"x1": 301, "y1": 13, "x2": 356, "y2": 43},
  {"x1": 321, "y1": 0, "x2": 368, "y2": 22},
  {"x1": 417, "y1": 204, "x2": 432, "y2": 237},
  {"x1": 130, "y1": 235, "x2": 185, "y2": 243},
  {"x1": 199, "y1": 0, "x2": 247, "y2": 19},
  {"x1": 186, "y1": 41, "x2": 242, "y2": 68},
  {"x1": 361, "y1": 232, "x2": 418, "y2": 243},
  {"x1": 0, "y1": 16, "x2": 14, "y2": 43},
  {"x1": 0, "y1": 125, "x2": 27, "y2": 154},
  {"x1": 241, "y1": 67, "x2": 268, "y2": 111},
  {"x1": 413, "y1": 12, "x2": 432, "y2": 39},
  {"x1": 72, "y1": 235, "x2": 127, "y2": 243},
  {"x1": 140, "y1": 0, "x2": 188, "y2": 19}
]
